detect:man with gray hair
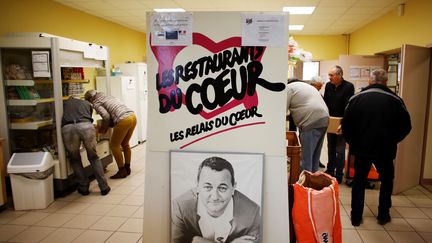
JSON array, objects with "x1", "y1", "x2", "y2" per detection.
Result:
[
  {"x1": 286, "y1": 80, "x2": 329, "y2": 173},
  {"x1": 308, "y1": 76, "x2": 324, "y2": 92},
  {"x1": 342, "y1": 68, "x2": 411, "y2": 226}
]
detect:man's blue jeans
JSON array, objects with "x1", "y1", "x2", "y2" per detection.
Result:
[
  {"x1": 299, "y1": 127, "x2": 327, "y2": 172},
  {"x1": 326, "y1": 133, "x2": 346, "y2": 180},
  {"x1": 61, "y1": 122, "x2": 109, "y2": 192}
]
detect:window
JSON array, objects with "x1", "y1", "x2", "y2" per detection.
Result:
[{"x1": 302, "y1": 61, "x2": 319, "y2": 80}]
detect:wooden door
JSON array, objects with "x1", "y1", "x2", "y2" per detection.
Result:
[{"x1": 393, "y1": 45, "x2": 431, "y2": 194}]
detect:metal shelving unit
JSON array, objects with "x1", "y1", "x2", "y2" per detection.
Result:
[{"x1": 0, "y1": 33, "x2": 112, "y2": 195}]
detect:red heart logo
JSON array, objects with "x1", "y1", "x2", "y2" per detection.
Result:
[{"x1": 151, "y1": 33, "x2": 265, "y2": 120}]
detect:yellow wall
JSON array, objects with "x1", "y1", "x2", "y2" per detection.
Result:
[
  {"x1": 350, "y1": 0, "x2": 432, "y2": 55},
  {"x1": 0, "y1": 0, "x2": 348, "y2": 63},
  {"x1": 0, "y1": 0, "x2": 146, "y2": 65},
  {"x1": 292, "y1": 35, "x2": 348, "y2": 60}
]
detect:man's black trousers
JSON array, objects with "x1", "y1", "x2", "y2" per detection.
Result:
[{"x1": 351, "y1": 155, "x2": 395, "y2": 220}]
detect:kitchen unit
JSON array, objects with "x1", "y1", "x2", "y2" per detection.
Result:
[{"x1": 0, "y1": 33, "x2": 112, "y2": 196}]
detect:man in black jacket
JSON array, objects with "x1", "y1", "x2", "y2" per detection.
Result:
[
  {"x1": 324, "y1": 65, "x2": 355, "y2": 183},
  {"x1": 342, "y1": 68, "x2": 411, "y2": 226}
]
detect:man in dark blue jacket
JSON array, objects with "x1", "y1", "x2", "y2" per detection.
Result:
[{"x1": 342, "y1": 69, "x2": 411, "y2": 226}]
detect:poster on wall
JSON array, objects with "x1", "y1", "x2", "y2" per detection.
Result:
[
  {"x1": 170, "y1": 150, "x2": 263, "y2": 243},
  {"x1": 148, "y1": 12, "x2": 288, "y2": 152}
]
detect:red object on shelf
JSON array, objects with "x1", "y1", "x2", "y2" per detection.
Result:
[{"x1": 79, "y1": 67, "x2": 84, "y2": 79}]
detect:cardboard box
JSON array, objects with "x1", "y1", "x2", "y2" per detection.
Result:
[
  {"x1": 96, "y1": 119, "x2": 112, "y2": 141},
  {"x1": 327, "y1": 116, "x2": 342, "y2": 134}
]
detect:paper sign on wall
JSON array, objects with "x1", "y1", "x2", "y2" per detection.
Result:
[
  {"x1": 241, "y1": 13, "x2": 288, "y2": 47},
  {"x1": 151, "y1": 13, "x2": 193, "y2": 46},
  {"x1": 32, "y1": 51, "x2": 51, "y2": 78},
  {"x1": 349, "y1": 65, "x2": 382, "y2": 81}
]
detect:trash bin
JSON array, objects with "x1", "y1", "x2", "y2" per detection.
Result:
[{"x1": 7, "y1": 152, "x2": 54, "y2": 210}]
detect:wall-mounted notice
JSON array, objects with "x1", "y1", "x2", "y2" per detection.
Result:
[
  {"x1": 151, "y1": 13, "x2": 193, "y2": 46},
  {"x1": 387, "y1": 64, "x2": 398, "y2": 86},
  {"x1": 355, "y1": 80, "x2": 369, "y2": 93},
  {"x1": 350, "y1": 65, "x2": 382, "y2": 92},
  {"x1": 32, "y1": 51, "x2": 51, "y2": 78},
  {"x1": 349, "y1": 66, "x2": 382, "y2": 80},
  {"x1": 241, "y1": 13, "x2": 288, "y2": 47}
]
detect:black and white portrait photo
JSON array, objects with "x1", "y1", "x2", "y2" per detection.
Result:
[{"x1": 170, "y1": 151, "x2": 264, "y2": 243}]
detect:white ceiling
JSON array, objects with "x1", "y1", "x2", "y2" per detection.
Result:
[{"x1": 53, "y1": 0, "x2": 405, "y2": 35}]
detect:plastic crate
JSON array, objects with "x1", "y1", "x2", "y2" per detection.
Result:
[{"x1": 286, "y1": 131, "x2": 301, "y2": 184}]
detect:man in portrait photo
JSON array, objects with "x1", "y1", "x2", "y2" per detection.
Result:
[{"x1": 171, "y1": 156, "x2": 261, "y2": 243}]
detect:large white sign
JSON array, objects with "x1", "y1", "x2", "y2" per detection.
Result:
[{"x1": 144, "y1": 12, "x2": 290, "y2": 243}]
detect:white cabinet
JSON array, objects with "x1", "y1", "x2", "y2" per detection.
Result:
[
  {"x1": 0, "y1": 33, "x2": 112, "y2": 195},
  {"x1": 114, "y1": 63, "x2": 148, "y2": 142},
  {"x1": 96, "y1": 76, "x2": 139, "y2": 147}
]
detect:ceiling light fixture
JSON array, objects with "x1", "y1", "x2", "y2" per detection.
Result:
[
  {"x1": 289, "y1": 25, "x2": 304, "y2": 31},
  {"x1": 283, "y1": 7, "x2": 315, "y2": 15},
  {"x1": 154, "y1": 8, "x2": 186, "y2": 12}
]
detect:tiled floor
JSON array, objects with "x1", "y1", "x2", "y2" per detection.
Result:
[
  {"x1": 0, "y1": 143, "x2": 146, "y2": 243},
  {"x1": 337, "y1": 180, "x2": 432, "y2": 243},
  {"x1": 1, "y1": 143, "x2": 432, "y2": 242},
  {"x1": 318, "y1": 138, "x2": 432, "y2": 243}
]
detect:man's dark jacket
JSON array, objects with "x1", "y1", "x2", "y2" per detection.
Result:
[
  {"x1": 324, "y1": 79, "x2": 355, "y2": 117},
  {"x1": 342, "y1": 84, "x2": 411, "y2": 160}
]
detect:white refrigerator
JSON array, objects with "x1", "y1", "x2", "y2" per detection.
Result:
[
  {"x1": 96, "y1": 76, "x2": 139, "y2": 147},
  {"x1": 114, "y1": 63, "x2": 148, "y2": 142}
]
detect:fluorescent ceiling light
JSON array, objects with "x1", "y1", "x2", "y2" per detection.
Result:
[
  {"x1": 283, "y1": 7, "x2": 315, "y2": 15},
  {"x1": 289, "y1": 25, "x2": 304, "y2": 31},
  {"x1": 154, "y1": 8, "x2": 185, "y2": 12}
]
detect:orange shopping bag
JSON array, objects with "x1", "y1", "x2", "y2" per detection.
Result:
[{"x1": 292, "y1": 171, "x2": 342, "y2": 243}]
